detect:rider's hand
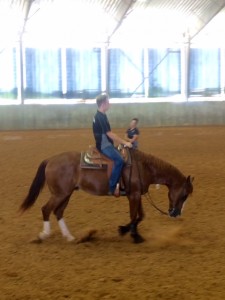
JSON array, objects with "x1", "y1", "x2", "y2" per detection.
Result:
[{"x1": 124, "y1": 141, "x2": 132, "y2": 148}]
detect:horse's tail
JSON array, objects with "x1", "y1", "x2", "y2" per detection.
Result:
[{"x1": 20, "y1": 160, "x2": 48, "y2": 213}]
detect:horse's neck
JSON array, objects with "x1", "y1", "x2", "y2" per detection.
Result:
[{"x1": 141, "y1": 152, "x2": 184, "y2": 185}]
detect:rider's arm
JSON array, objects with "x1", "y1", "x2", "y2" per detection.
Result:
[{"x1": 107, "y1": 131, "x2": 132, "y2": 148}]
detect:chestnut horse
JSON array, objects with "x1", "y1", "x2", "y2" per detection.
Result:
[{"x1": 20, "y1": 149, "x2": 194, "y2": 243}]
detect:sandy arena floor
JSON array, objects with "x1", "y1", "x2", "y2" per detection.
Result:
[{"x1": 1, "y1": 126, "x2": 225, "y2": 300}]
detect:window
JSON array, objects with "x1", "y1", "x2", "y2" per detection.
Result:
[
  {"x1": 108, "y1": 48, "x2": 144, "y2": 98},
  {"x1": 148, "y1": 48, "x2": 181, "y2": 97},
  {"x1": 66, "y1": 48, "x2": 101, "y2": 99},
  {"x1": 0, "y1": 47, "x2": 17, "y2": 99},
  {"x1": 189, "y1": 48, "x2": 220, "y2": 96},
  {"x1": 25, "y1": 48, "x2": 62, "y2": 98}
]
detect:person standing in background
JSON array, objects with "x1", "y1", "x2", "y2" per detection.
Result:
[{"x1": 125, "y1": 118, "x2": 140, "y2": 149}]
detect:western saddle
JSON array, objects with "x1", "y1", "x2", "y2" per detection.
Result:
[{"x1": 80, "y1": 144, "x2": 131, "y2": 178}]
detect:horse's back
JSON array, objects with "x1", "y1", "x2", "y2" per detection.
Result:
[
  {"x1": 45, "y1": 150, "x2": 109, "y2": 196},
  {"x1": 45, "y1": 151, "x2": 81, "y2": 193},
  {"x1": 45, "y1": 151, "x2": 78, "y2": 171}
]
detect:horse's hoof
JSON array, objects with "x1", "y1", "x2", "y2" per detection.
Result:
[
  {"x1": 132, "y1": 234, "x2": 145, "y2": 244},
  {"x1": 65, "y1": 235, "x2": 75, "y2": 242},
  {"x1": 39, "y1": 231, "x2": 51, "y2": 240},
  {"x1": 118, "y1": 225, "x2": 130, "y2": 236}
]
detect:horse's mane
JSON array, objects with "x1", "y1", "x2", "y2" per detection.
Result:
[{"x1": 132, "y1": 149, "x2": 185, "y2": 179}]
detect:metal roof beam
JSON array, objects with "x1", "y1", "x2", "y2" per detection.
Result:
[
  {"x1": 107, "y1": 0, "x2": 136, "y2": 44},
  {"x1": 190, "y1": 1, "x2": 225, "y2": 41},
  {"x1": 20, "y1": 0, "x2": 34, "y2": 36}
]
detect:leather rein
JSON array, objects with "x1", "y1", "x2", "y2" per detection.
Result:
[
  {"x1": 144, "y1": 192, "x2": 168, "y2": 216},
  {"x1": 129, "y1": 148, "x2": 168, "y2": 216}
]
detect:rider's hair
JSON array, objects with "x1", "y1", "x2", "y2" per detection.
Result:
[{"x1": 96, "y1": 93, "x2": 109, "y2": 107}]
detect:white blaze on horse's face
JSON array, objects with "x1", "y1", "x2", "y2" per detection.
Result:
[
  {"x1": 168, "y1": 189, "x2": 188, "y2": 217},
  {"x1": 169, "y1": 175, "x2": 194, "y2": 218},
  {"x1": 181, "y1": 201, "x2": 186, "y2": 213}
]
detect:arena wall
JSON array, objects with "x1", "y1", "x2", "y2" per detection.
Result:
[{"x1": 0, "y1": 101, "x2": 225, "y2": 130}]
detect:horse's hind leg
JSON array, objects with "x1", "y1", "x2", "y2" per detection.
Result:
[
  {"x1": 54, "y1": 194, "x2": 75, "y2": 242},
  {"x1": 39, "y1": 194, "x2": 74, "y2": 242},
  {"x1": 39, "y1": 195, "x2": 56, "y2": 240}
]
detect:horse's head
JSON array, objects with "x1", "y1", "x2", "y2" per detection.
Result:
[{"x1": 168, "y1": 175, "x2": 194, "y2": 217}]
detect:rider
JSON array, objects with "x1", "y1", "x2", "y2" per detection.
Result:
[{"x1": 92, "y1": 93, "x2": 132, "y2": 197}]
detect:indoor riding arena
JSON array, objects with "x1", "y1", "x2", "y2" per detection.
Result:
[{"x1": 1, "y1": 1, "x2": 225, "y2": 300}]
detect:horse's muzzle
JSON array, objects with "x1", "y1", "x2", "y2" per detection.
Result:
[{"x1": 169, "y1": 208, "x2": 181, "y2": 217}]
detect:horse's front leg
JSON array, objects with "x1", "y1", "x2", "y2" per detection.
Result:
[
  {"x1": 118, "y1": 223, "x2": 131, "y2": 236},
  {"x1": 118, "y1": 202, "x2": 144, "y2": 237},
  {"x1": 130, "y1": 198, "x2": 145, "y2": 243},
  {"x1": 119, "y1": 193, "x2": 145, "y2": 243}
]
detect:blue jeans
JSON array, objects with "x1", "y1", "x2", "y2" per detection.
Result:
[{"x1": 101, "y1": 146, "x2": 124, "y2": 193}]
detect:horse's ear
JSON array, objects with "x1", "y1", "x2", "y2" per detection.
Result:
[{"x1": 187, "y1": 175, "x2": 194, "y2": 183}]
